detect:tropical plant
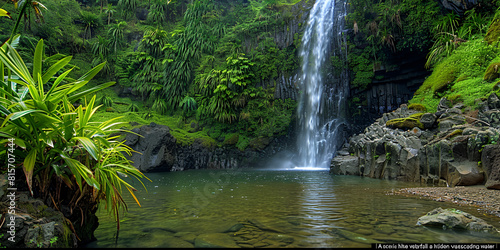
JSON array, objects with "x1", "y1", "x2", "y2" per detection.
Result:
[
  {"x1": 91, "y1": 35, "x2": 110, "y2": 58},
  {"x1": 197, "y1": 53, "x2": 255, "y2": 123},
  {"x1": 80, "y1": 11, "x2": 101, "y2": 44},
  {"x1": 130, "y1": 28, "x2": 173, "y2": 100},
  {"x1": 127, "y1": 103, "x2": 139, "y2": 112},
  {"x1": 0, "y1": 39, "x2": 148, "y2": 231},
  {"x1": 118, "y1": 0, "x2": 138, "y2": 20},
  {"x1": 99, "y1": 95, "x2": 114, "y2": 107},
  {"x1": 10, "y1": 0, "x2": 48, "y2": 32},
  {"x1": 104, "y1": 3, "x2": 116, "y2": 25},
  {"x1": 148, "y1": 0, "x2": 166, "y2": 25},
  {"x1": 108, "y1": 21, "x2": 126, "y2": 54},
  {"x1": 425, "y1": 32, "x2": 467, "y2": 69},
  {"x1": 179, "y1": 95, "x2": 197, "y2": 116},
  {"x1": 162, "y1": 0, "x2": 225, "y2": 109},
  {"x1": 152, "y1": 98, "x2": 168, "y2": 115},
  {"x1": 96, "y1": 0, "x2": 108, "y2": 13}
]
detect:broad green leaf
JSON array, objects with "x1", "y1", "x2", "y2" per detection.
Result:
[
  {"x1": 0, "y1": 61, "x2": 3, "y2": 83},
  {"x1": 72, "y1": 137, "x2": 99, "y2": 161},
  {"x1": 67, "y1": 81, "x2": 115, "y2": 102},
  {"x1": 45, "y1": 68, "x2": 73, "y2": 100},
  {"x1": 33, "y1": 39, "x2": 44, "y2": 83},
  {"x1": 60, "y1": 153, "x2": 97, "y2": 192},
  {"x1": 77, "y1": 61, "x2": 106, "y2": 83},
  {"x1": 23, "y1": 148, "x2": 37, "y2": 196},
  {"x1": 42, "y1": 56, "x2": 72, "y2": 85},
  {"x1": 7, "y1": 109, "x2": 42, "y2": 121}
]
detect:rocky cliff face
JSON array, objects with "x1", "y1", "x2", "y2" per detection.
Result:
[
  {"x1": 349, "y1": 51, "x2": 430, "y2": 135},
  {"x1": 254, "y1": 0, "x2": 316, "y2": 101},
  {"x1": 332, "y1": 94, "x2": 500, "y2": 189},
  {"x1": 124, "y1": 122, "x2": 296, "y2": 172}
]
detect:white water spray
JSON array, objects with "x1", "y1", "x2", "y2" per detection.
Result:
[{"x1": 296, "y1": 0, "x2": 348, "y2": 170}]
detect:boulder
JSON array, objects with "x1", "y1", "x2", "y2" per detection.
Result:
[
  {"x1": 331, "y1": 155, "x2": 360, "y2": 175},
  {"x1": 487, "y1": 93, "x2": 500, "y2": 110},
  {"x1": 420, "y1": 113, "x2": 437, "y2": 129},
  {"x1": 439, "y1": 0, "x2": 479, "y2": 15},
  {"x1": 480, "y1": 110, "x2": 500, "y2": 128},
  {"x1": 443, "y1": 160, "x2": 484, "y2": 187},
  {"x1": 386, "y1": 116, "x2": 424, "y2": 130},
  {"x1": 481, "y1": 144, "x2": 500, "y2": 189},
  {"x1": 436, "y1": 97, "x2": 452, "y2": 117},
  {"x1": 437, "y1": 116, "x2": 466, "y2": 132},
  {"x1": 124, "y1": 122, "x2": 177, "y2": 172},
  {"x1": 0, "y1": 193, "x2": 77, "y2": 248},
  {"x1": 417, "y1": 207, "x2": 499, "y2": 234}
]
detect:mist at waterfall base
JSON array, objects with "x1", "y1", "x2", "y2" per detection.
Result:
[{"x1": 263, "y1": 0, "x2": 348, "y2": 171}]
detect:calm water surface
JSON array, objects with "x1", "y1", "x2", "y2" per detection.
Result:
[{"x1": 86, "y1": 169, "x2": 500, "y2": 248}]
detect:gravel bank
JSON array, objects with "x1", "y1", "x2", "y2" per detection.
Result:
[{"x1": 394, "y1": 186, "x2": 500, "y2": 217}]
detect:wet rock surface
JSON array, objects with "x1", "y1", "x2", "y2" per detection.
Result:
[
  {"x1": 331, "y1": 96, "x2": 500, "y2": 187},
  {"x1": 417, "y1": 207, "x2": 499, "y2": 234},
  {"x1": 0, "y1": 176, "x2": 77, "y2": 248},
  {"x1": 482, "y1": 144, "x2": 500, "y2": 190}
]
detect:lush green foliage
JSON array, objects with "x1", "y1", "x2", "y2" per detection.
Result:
[
  {"x1": 0, "y1": 38, "x2": 148, "y2": 229},
  {"x1": 0, "y1": 0, "x2": 305, "y2": 152},
  {"x1": 411, "y1": 38, "x2": 500, "y2": 112}
]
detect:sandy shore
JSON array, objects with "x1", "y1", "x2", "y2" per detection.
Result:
[{"x1": 394, "y1": 186, "x2": 500, "y2": 217}]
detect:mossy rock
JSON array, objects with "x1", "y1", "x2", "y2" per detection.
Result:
[
  {"x1": 386, "y1": 114, "x2": 424, "y2": 130},
  {"x1": 408, "y1": 103, "x2": 426, "y2": 112},
  {"x1": 485, "y1": 13, "x2": 500, "y2": 44},
  {"x1": 415, "y1": 61, "x2": 456, "y2": 95},
  {"x1": 248, "y1": 137, "x2": 271, "y2": 151},
  {"x1": 223, "y1": 133, "x2": 239, "y2": 146},
  {"x1": 449, "y1": 129, "x2": 463, "y2": 138},
  {"x1": 195, "y1": 137, "x2": 217, "y2": 150},
  {"x1": 484, "y1": 62, "x2": 500, "y2": 82}
]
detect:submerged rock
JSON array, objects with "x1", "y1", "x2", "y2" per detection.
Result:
[
  {"x1": 417, "y1": 208, "x2": 499, "y2": 234},
  {"x1": 194, "y1": 233, "x2": 240, "y2": 248},
  {"x1": 161, "y1": 218, "x2": 243, "y2": 234},
  {"x1": 331, "y1": 155, "x2": 359, "y2": 175},
  {"x1": 248, "y1": 217, "x2": 297, "y2": 233},
  {"x1": 326, "y1": 228, "x2": 382, "y2": 244}
]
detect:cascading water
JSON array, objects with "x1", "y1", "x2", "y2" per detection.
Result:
[{"x1": 296, "y1": 0, "x2": 348, "y2": 170}]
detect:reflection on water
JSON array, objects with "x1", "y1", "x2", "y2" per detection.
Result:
[{"x1": 86, "y1": 170, "x2": 500, "y2": 248}]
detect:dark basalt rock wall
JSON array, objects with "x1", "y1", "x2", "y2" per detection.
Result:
[
  {"x1": 349, "y1": 50, "x2": 430, "y2": 135},
  {"x1": 332, "y1": 94, "x2": 500, "y2": 188}
]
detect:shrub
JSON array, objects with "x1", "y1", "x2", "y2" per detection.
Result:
[{"x1": 0, "y1": 39, "x2": 148, "y2": 231}]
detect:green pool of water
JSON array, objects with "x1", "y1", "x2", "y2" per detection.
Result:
[{"x1": 85, "y1": 169, "x2": 500, "y2": 248}]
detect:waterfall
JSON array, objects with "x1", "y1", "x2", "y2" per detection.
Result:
[{"x1": 296, "y1": 0, "x2": 348, "y2": 170}]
